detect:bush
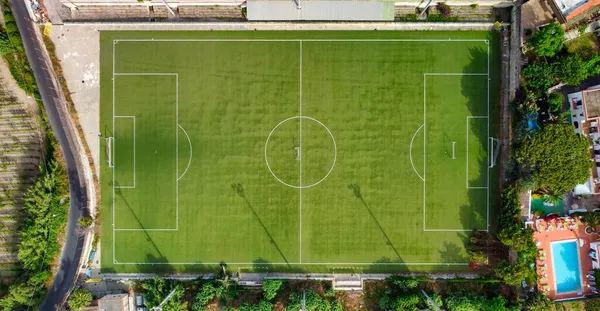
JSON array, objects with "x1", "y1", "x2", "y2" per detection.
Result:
[
  {"x1": 470, "y1": 3, "x2": 478, "y2": 9},
  {"x1": 77, "y1": 216, "x2": 93, "y2": 227},
  {"x1": 555, "y1": 54, "x2": 589, "y2": 86},
  {"x1": 436, "y1": 2, "x2": 451, "y2": 17},
  {"x1": 522, "y1": 62, "x2": 554, "y2": 94},
  {"x1": 262, "y1": 279, "x2": 283, "y2": 301},
  {"x1": 68, "y1": 288, "x2": 93, "y2": 311},
  {"x1": 548, "y1": 92, "x2": 564, "y2": 114},
  {"x1": 529, "y1": 22, "x2": 564, "y2": 57},
  {"x1": 515, "y1": 124, "x2": 591, "y2": 195}
]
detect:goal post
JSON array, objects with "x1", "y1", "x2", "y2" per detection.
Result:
[
  {"x1": 106, "y1": 137, "x2": 114, "y2": 168},
  {"x1": 451, "y1": 141, "x2": 456, "y2": 159},
  {"x1": 489, "y1": 137, "x2": 500, "y2": 168}
]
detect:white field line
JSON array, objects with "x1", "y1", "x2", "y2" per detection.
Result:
[
  {"x1": 110, "y1": 40, "x2": 492, "y2": 265},
  {"x1": 299, "y1": 40, "x2": 303, "y2": 264},
  {"x1": 111, "y1": 70, "x2": 179, "y2": 239},
  {"x1": 112, "y1": 40, "x2": 116, "y2": 263},
  {"x1": 113, "y1": 116, "x2": 135, "y2": 189},
  {"x1": 486, "y1": 43, "x2": 490, "y2": 231},
  {"x1": 177, "y1": 124, "x2": 193, "y2": 181},
  {"x1": 423, "y1": 75, "x2": 426, "y2": 231},
  {"x1": 409, "y1": 124, "x2": 425, "y2": 182},
  {"x1": 115, "y1": 261, "x2": 470, "y2": 265},
  {"x1": 115, "y1": 39, "x2": 489, "y2": 42},
  {"x1": 423, "y1": 73, "x2": 489, "y2": 232}
]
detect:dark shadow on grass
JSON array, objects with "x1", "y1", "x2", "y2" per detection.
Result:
[
  {"x1": 348, "y1": 184, "x2": 402, "y2": 261},
  {"x1": 112, "y1": 181, "x2": 165, "y2": 261},
  {"x1": 439, "y1": 239, "x2": 469, "y2": 263},
  {"x1": 232, "y1": 183, "x2": 290, "y2": 266},
  {"x1": 458, "y1": 44, "x2": 506, "y2": 268},
  {"x1": 364, "y1": 256, "x2": 406, "y2": 273}
]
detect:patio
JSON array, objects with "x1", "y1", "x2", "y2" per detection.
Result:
[{"x1": 531, "y1": 215, "x2": 599, "y2": 300}]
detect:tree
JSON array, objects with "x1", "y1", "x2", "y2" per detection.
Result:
[
  {"x1": 392, "y1": 293, "x2": 421, "y2": 311},
  {"x1": 68, "y1": 288, "x2": 93, "y2": 311},
  {"x1": 262, "y1": 279, "x2": 283, "y2": 301},
  {"x1": 529, "y1": 23, "x2": 564, "y2": 57},
  {"x1": 495, "y1": 260, "x2": 532, "y2": 287},
  {"x1": 548, "y1": 92, "x2": 564, "y2": 114},
  {"x1": 141, "y1": 277, "x2": 187, "y2": 311},
  {"x1": 287, "y1": 289, "x2": 330, "y2": 311},
  {"x1": 555, "y1": 54, "x2": 588, "y2": 86},
  {"x1": 523, "y1": 292, "x2": 555, "y2": 311},
  {"x1": 515, "y1": 125, "x2": 591, "y2": 196},
  {"x1": 238, "y1": 300, "x2": 274, "y2": 311},
  {"x1": 192, "y1": 282, "x2": 222, "y2": 310},
  {"x1": 522, "y1": 62, "x2": 554, "y2": 93}
]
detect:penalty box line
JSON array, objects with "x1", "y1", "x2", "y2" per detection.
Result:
[
  {"x1": 112, "y1": 72, "x2": 179, "y2": 232},
  {"x1": 111, "y1": 41, "x2": 180, "y2": 268},
  {"x1": 422, "y1": 71, "x2": 490, "y2": 233}
]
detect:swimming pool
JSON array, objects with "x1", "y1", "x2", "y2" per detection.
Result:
[{"x1": 551, "y1": 240, "x2": 583, "y2": 294}]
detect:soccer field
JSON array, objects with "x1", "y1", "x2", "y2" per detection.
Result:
[{"x1": 99, "y1": 31, "x2": 500, "y2": 273}]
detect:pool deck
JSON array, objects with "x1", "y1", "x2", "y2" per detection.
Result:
[{"x1": 531, "y1": 216, "x2": 598, "y2": 300}]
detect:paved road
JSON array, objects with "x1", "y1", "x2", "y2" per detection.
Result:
[{"x1": 9, "y1": 0, "x2": 89, "y2": 309}]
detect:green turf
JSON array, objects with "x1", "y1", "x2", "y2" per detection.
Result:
[{"x1": 99, "y1": 31, "x2": 500, "y2": 273}]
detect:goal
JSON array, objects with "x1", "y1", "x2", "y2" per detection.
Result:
[
  {"x1": 489, "y1": 137, "x2": 500, "y2": 168},
  {"x1": 106, "y1": 137, "x2": 114, "y2": 168}
]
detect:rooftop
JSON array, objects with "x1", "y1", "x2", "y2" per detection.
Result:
[
  {"x1": 585, "y1": 88, "x2": 600, "y2": 119},
  {"x1": 553, "y1": 0, "x2": 588, "y2": 16}
]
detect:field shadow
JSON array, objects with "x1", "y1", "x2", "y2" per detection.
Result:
[
  {"x1": 439, "y1": 239, "x2": 469, "y2": 264},
  {"x1": 459, "y1": 46, "x2": 493, "y2": 233},
  {"x1": 348, "y1": 184, "x2": 402, "y2": 261},
  {"x1": 364, "y1": 256, "x2": 406, "y2": 273},
  {"x1": 232, "y1": 183, "x2": 290, "y2": 266},
  {"x1": 113, "y1": 181, "x2": 165, "y2": 261}
]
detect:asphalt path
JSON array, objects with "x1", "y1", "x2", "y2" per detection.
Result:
[{"x1": 9, "y1": 0, "x2": 89, "y2": 309}]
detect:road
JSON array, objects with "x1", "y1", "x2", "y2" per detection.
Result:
[{"x1": 9, "y1": 0, "x2": 89, "y2": 309}]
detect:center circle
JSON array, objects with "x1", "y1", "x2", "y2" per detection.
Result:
[{"x1": 265, "y1": 116, "x2": 337, "y2": 189}]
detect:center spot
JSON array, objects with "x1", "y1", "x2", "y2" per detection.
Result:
[{"x1": 265, "y1": 116, "x2": 336, "y2": 189}]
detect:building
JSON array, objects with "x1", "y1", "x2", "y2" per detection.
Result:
[
  {"x1": 98, "y1": 294, "x2": 130, "y2": 311},
  {"x1": 549, "y1": 0, "x2": 600, "y2": 23},
  {"x1": 568, "y1": 86, "x2": 600, "y2": 196},
  {"x1": 49, "y1": 0, "x2": 516, "y2": 22}
]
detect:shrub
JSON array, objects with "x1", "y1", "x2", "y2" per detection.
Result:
[
  {"x1": 548, "y1": 92, "x2": 564, "y2": 114},
  {"x1": 262, "y1": 279, "x2": 283, "y2": 301},
  {"x1": 68, "y1": 288, "x2": 93, "y2": 311},
  {"x1": 77, "y1": 216, "x2": 93, "y2": 227},
  {"x1": 555, "y1": 54, "x2": 589, "y2": 85},
  {"x1": 470, "y1": 3, "x2": 479, "y2": 9},
  {"x1": 522, "y1": 62, "x2": 554, "y2": 94},
  {"x1": 529, "y1": 22, "x2": 564, "y2": 57},
  {"x1": 436, "y1": 2, "x2": 451, "y2": 17}
]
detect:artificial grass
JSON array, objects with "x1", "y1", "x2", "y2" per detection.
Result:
[{"x1": 99, "y1": 31, "x2": 500, "y2": 273}]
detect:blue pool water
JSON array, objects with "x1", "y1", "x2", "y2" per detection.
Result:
[{"x1": 551, "y1": 241, "x2": 582, "y2": 294}]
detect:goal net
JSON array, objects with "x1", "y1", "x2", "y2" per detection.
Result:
[
  {"x1": 489, "y1": 137, "x2": 500, "y2": 168},
  {"x1": 106, "y1": 137, "x2": 114, "y2": 168}
]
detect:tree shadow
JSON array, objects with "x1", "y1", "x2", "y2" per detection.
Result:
[
  {"x1": 459, "y1": 46, "x2": 495, "y2": 231},
  {"x1": 232, "y1": 183, "x2": 290, "y2": 266},
  {"x1": 347, "y1": 184, "x2": 402, "y2": 261},
  {"x1": 439, "y1": 239, "x2": 469, "y2": 264},
  {"x1": 459, "y1": 43, "x2": 505, "y2": 268}
]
